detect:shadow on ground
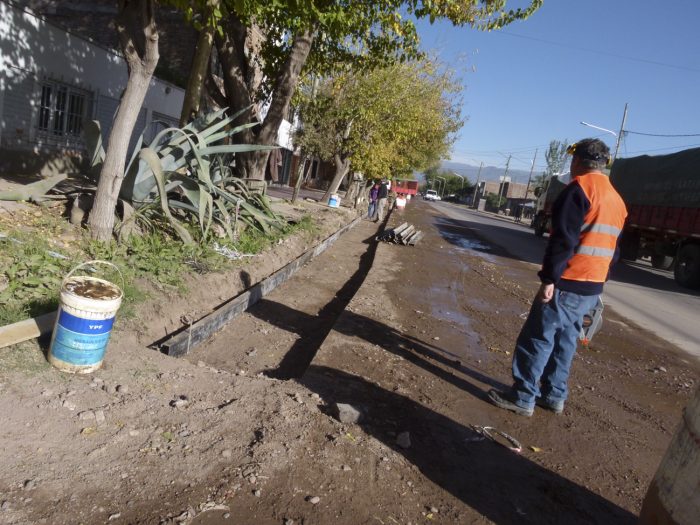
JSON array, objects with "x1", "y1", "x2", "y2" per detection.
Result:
[{"x1": 301, "y1": 365, "x2": 637, "y2": 525}]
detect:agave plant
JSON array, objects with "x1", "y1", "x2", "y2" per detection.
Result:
[{"x1": 85, "y1": 107, "x2": 287, "y2": 244}]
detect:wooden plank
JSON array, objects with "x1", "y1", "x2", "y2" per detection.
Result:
[
  {"x1": 161, "y1": 216, "x2": 362, "y2": 357},
  {"x1": 0, "y1": 311, "x2": 57, "y2": 349}
]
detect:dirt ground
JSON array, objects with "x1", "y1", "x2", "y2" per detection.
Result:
[{"x1": 0, "y1": 197, "x2": 698, "y2": 525}]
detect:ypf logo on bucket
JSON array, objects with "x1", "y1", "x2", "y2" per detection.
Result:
[{"x1": 51, "y1": 309, "x2": 116, "y2": 365}]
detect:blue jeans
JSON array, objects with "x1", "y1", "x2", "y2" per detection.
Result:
[
  {"x1": 511, "y1": 289, "x2": 600, "y2": 410},
  {"x1": 367, "y1": 201, "x2": 377, "y2": 219}
]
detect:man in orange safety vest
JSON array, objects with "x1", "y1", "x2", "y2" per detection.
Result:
[{"x1": 488, "y1": 138, "x2": 627, "y2": 417}]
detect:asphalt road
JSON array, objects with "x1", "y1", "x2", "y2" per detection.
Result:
[{"x1": 429, "y1": 201, "x2": 700, "y2": 362}]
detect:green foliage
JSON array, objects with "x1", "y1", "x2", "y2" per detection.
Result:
[
  {"x1": 234, "y1": 215, "x2": 317, "y2": 255},
  {"x1": 295, "y1": 58, "x2": 463, "y2": 180},
  {"x1": 85, "y1": 108, "x2": 287, "y2": 243},
  {"x1": 543, "y1": 139, "x2": 570, "y2": 181},
  {"x1": 221, "y1": 0, "x2": 542, "y2": 100},
  {"x1": 485, "y1": 193, "x2": 506, "y2": 211},
  {"x1": 423, "y1": 167, "x2": 472, "y2": 196},
  {"x1": 0, "y1": 234, "x2": 75, "y2": 325}
]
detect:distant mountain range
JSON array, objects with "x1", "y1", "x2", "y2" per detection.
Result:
[{"x1": 439, "y1": 160, "x2": 534, "y2": 185}]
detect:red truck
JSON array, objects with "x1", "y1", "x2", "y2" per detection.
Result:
[
  {"x1": 610, "y1": 147, "x2": 700, "y2": 288},
  {"x1": 392, "y1": 179, "x2": 419, "y2": 196}
]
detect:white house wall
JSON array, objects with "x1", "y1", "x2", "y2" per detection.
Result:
[{"x1": 0, "y1": 1, "x2": 183, "y2": 173}]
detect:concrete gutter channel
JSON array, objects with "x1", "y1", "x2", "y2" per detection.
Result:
[{"x1": 158, "y1": 210, "x2": 367, "y2": 358}]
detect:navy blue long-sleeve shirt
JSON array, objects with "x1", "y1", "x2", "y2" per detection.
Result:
[{"x1": 538, "y1": 180, "x2": 617, "y2": 295}]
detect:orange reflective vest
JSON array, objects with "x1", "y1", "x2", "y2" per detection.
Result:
[{"x1": 560, "y1": 172, "x2": 627, "y2": 283}]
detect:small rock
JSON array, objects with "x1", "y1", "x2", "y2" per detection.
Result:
[
  {"x1": 23, "y1": 479, "x2": 35, "y2": 490},
  {"x1": 197, "y1": 361, "x2": 207, "y2": 368},
  {"x1": 170, "y1": 396, "x2": 189, "y2": 409},
  {"x1": 1, "y1": 500, "x2": 10, "y2": 510},
  {"x1": 253, "y1": 489, "x2": 262, "y2": 497},
  {"x1": 108, "y1": 513, "x2": 121, "y2": 521},
  {"x1": 223, "y1": 513, "x2": 231, "y2": 519},
  {"x1": 129, "y1": 430, "x2": 140, "y2": 437},
  {"x1": 41, "y1": 390, "x2": 54, "y2": 397},
  {"x1": 658, "y1": 366, "x2": 667, "y2": 373},
  {"x1": 293, "y1": 393, "x2": 304, "y2": 404},
  {"x1": 78, "y1": 410, "x2": 96, "y2": 421},
  {"x1": 62, "y1": 400, "x2": 77, "y2": 411},
  {"x1": 283, "y1": 519, "x2": 294, "y2": 525},
  {"x1": 381, "y1": 456, "x2": 389, "y2": 462},
  {"x1": 307, "y1": 496, "x2": 320, "y2": 505},
  {"x1": 248, "y1": 475, "x2": 257, "y2": 484},
  {"x1": 95, "y1": 410, "x2": 106, "y2": 424},
  {"x1": 310, "y1": 393, "x2": 321, "y2": 400},
  {"x1": 396, "y1": 431, "x2": 411, "y2": 449},
  {"x1": 429, "y1": 507, "x2": 439, "y2": 514},
  {"x1": 116, "y1": 385, "x2": 129, "y2": 394},
  {"x1": 103, "y1": 384, "x2": 117, "y2": 395},
  {"x1": 340, "y1": 465, "x2": 352, "y2": 472},
  {"x1": 333, "y1": 403, "x2": 363, "y2": 424},
  {"x1": 221, "y1": 449, "x2": 232, "y2": 459},
  {"x1": 433, "y1": 336, "x2": 440, "y2": 341}
]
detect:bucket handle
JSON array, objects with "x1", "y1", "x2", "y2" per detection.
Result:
[{"x1": 62, "y1": 260, "x2": 125, "y2": 292}]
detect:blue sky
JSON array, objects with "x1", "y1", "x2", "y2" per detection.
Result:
[{"x1": 415, "y1": 0, "x2": 700, "y2": 172}]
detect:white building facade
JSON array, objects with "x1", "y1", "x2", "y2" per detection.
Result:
[{"x1": 0, "y1": 0, "x2": 184, "y2": 176}]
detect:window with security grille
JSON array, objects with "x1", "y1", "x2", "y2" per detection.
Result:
[{"x1": 37, "y1": 81, "x2": 90, "y2": 138}]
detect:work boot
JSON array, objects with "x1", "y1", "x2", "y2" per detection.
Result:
[
  {"x1": 487, "y1": 389, "x2": 533, "y2": 417},
  {"x1": 535, "y1": 398, "x2": 564, "y2": 415}
]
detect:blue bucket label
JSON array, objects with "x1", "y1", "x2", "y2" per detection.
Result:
[
  {"x1": 57, "y1": 309, "x2": 115, "y2": 334},
  {"x1": 50, "y1": 310, "x2": 115, "y2": 365}
]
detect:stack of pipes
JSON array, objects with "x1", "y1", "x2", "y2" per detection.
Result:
[{"x1": 376, "y1": 222, "x2": 424, "y2": 246}]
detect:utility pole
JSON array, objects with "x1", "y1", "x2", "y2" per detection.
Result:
[
  {"x1": 497, "y1": 155, "x2": 511, "y2": 208},
  {"x1": 473, "y1": 161, "x2": 483, "y2": 209},
  {"x1": 613, "y1": 103, "x2": 628, "y2": 160},
  {"x1": 525, "y1": 148, "x2": 538, "y2": 199}
]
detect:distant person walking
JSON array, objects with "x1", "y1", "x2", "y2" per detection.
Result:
[
  {"x1": 375, "y1": 179, "x2": 389, "y2": 222},
  {"x1": 488, "y1": 139, "x2": 627, "y2": 416},
  {"x1": 367, "y1": 181, "x2": 380, "y2": 220},
  {"x1": 513, "y1": 205, "x2": 523, "y2": 223}
]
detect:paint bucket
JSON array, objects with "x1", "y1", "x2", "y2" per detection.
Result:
[
  {"x1": 328, "y1": 194, "x2": 340, "y2": 208},
  {"x1": 48, "y1": 261, "x2": 123, "y2": 374},
  {"x1": 639, "y1": 386, "x2": 700, "y2": 525}
]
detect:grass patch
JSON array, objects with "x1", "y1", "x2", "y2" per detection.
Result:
[{"x1": 0, "y1": 211, "x2": 319, "y2": 328}]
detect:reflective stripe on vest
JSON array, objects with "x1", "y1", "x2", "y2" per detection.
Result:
[{"x1": 561, "y1": 172, "x2": 627, "y2": 283}]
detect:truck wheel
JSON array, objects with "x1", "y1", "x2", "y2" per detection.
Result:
[
  {"x1": 674, "y1": 244, "x2": 700, "y2": 289},
  {"x1": 533, "y1": 216, "x2": 546, "y2": 237},
  {"x1": 619, "y1": 230, "x2": 640, "y2": 261},
  {"x1": 651, "y1": 253, "x2": 674, "y2": 271}
]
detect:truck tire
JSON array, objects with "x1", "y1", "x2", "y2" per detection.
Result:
[
  {"x1": 533, "y1": 215, "x2": 546, "y2": 237},
  {"x1": 674, "y1": 244, "x2": 700, "y2": 289},
  {"x1": 619, "y1": 230, "x2": 640, "y2": 261},
  {"x1": 651, "y1": 253, "x2": 674, "y2": 271}
]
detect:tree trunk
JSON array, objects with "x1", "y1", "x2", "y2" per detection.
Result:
[
  {"x1": 88, "y1": 0, "x2": 159, "y2": 241},
  {"x1": 179, "y1": 1, "x2": 219, "y2": 126},
  {"x1": 291, "y1": 156, "x2": 308, "y2": 203},
  {"x1": 321, "y1": 154, "x2": 351, "y2": 204},
  {"x1": 217, "y1": 19, "x2": 315, "y2": 180}
]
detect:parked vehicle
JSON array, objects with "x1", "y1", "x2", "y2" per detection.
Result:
[
  {"x1": 424, "y1": 189, "x2": 441, "y2": 201},
  {"x1": 610, "y1": 148, "x2": 700, "y2": 288},
  {"x1": 530, "y1": 172, "x2": 570, "y2": 237},
  {"x1": 393, "y1": 179, "x2": 419, "y2": 197}
]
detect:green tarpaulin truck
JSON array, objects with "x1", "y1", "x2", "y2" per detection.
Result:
[{"x1": 610, "y1": 147, "x2": 700, "y2": 288}]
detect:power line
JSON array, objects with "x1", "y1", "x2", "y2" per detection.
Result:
[
  {"x1": 498, "y1": 31, "x2": 700, "y2": 75},
  {"x1": 625, "y1": 130, "x2": 700, "y2": 138}
]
